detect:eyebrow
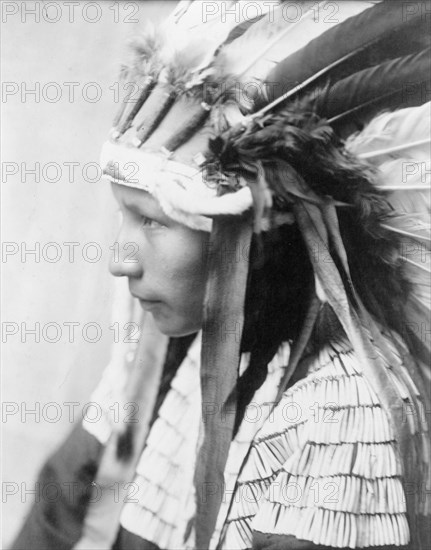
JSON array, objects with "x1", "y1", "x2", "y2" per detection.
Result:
[
  {"x1": 121, "y1": 191, "x2": 172, "y2": 224},
  {"x1": 122, "y1": 192, "x2": 153, "y2": 215},
  {"x1": 123, "y1": 200, "x2": 145, "y2": 215}
]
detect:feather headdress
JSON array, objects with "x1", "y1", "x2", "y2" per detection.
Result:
[{"x1": 88, "y1": 2, "x2": 431, "y2": 549}]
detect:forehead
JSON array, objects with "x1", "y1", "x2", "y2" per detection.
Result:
[{"x1": 111, "y1": 182, "x2": 162, "y2": 214}]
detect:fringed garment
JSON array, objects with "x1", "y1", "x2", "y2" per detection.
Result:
[{"x1": 82, "y1": 329, "x2": 417, "y2": 549}]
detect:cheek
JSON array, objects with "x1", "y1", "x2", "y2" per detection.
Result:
[
  {"x1": 146, "y1": 229, "x2": 209, "y2": 336},
  {"x1": 158, "y1": 230, "x2": 208, "y2": 294}
]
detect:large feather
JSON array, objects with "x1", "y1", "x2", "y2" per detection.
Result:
[
  {"x1": 166, "y1": 0, "x2": 236, "y2": 30},
  {"x1": 255, "y1": 1, "x2": 430, "y2": 116},
  {"x1": 346, "y1": 102, "x2": 431, "y2": 162},
  {"x1": 118, "y1": 1, "x2": 282, "y2": 142},
  {"x1": 221, "y1": 13, "x2": 265, "y2": 46},
  {"x1": 176, "y1": 0, "x2": 279, "y2": 79},
  {"x1": 123, "y1": 0, "x2": 267, "y2": 143},
  {"x1": 192, "y1": 1, "x2": 370, "y2": 112},
  {"x1": 347, "y1": 102, "x2": 431, "y2": 379},
  {"x1": 197, "y1": 1, "x2": 371, "y2": 107},
  {"x1": 374, "y1": 159, "x2": 430, "y2": 215},
  {"x1": 113, "y1": 27, "x2": 161, "y2": 135},
  {"x1": 315, "y1": 49, "x2": 430, "y2": 127}
]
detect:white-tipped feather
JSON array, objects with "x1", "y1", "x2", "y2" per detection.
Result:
[
  {"x1": 357, "y1": 139, "x2": 430, "y2": 160},
  {"x1": 381, "y1": 224, "x2": 431, "y2": 243},
  {"x1": 157, "y1": 1, "x2": 252, "y2": 84},
  {"x1": 404, "y1": 257, "x2": 431, "y2": 274},
  {"x1": 164, "y1": 0, "x2": 279, "y2": 78},
  {"x1": 213, "y1": 1, "x2": 322, "y2": 82},
  {"x1": 346, "y1": 103, "x2": 431, "y2": 162},
  {"x1": 375, "y1": 185, "x2": 430, "y2": 191},
  {"x1": 348, "y1": 102, "x2": 431, "y2": 362},
  {"x1": 222, "y1": 3, "x2": 370, "y2": 84},
  {"x1": 376, "y1": 159, "x2": 430, "y2": 216},
  {"x1": 245, "y1": 2, "x2": 378, "y2": 118}
]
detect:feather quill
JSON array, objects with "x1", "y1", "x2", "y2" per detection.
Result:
[
  {"x1": 118, "y1": 0, "x2": 269, "y2": 140},
  {"x1": 211, "y1": 2, "x2": 359, "y2": 80},
  {"x1": 382, "y1": 223, "x2": 431, "y2": 244},
  {"x1": 193, "y1": 1, "x2": 371, "y2": 108},
  {"x1": 321, "y1": 49, "x2": 431, "y2": 127},
  {"x1": 113, "y1": 27, "x2": 161, "y2": 135},
  {"x1": 173, "y1": 0, "x2": 278, "y2": 81},
  {"x1": 254, "y1": 1, "x2": 430, "y2": 117},
  {"x1": 346, "y1": 102, "x2": 431, "y2": 161},
  {"x1": 347, "y1": 107, "x2": 431, "y2": 293},
  {"x1": 373, "y1": 159, "x2": 430, "y2": 217},
  {"x1": 347, "y1": 102, "x2": 431, "y2": 407}
]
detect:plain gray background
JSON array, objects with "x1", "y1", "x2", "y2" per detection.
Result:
[{"x1": 2, "y1": 1, "x2": 173, "y2": 544}]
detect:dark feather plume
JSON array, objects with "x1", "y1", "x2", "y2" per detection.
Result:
[
  {"x1": 256, "y1": 1, "x2": 430, "y2": 113},
  {"x1": 315, "y1": 49, "x2": 431, "y2": 133}
]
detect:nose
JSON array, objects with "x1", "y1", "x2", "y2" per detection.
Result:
[{"x1": 109, "y1": 231, "x2": 143, "y2": 279}]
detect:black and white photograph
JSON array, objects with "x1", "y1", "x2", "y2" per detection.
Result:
[{"x1": 2, "y1": 1, "x2": 430, "y2": 549}]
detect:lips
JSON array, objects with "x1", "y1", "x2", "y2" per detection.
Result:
[
  {"x1": 129, "y1": 284, "x2": 163, "y2": 310},
  {"x1": 138, "y1": 298, "x2": 160, "y2": 304},
  {"x1": 138, "y1": 298, "x2": 162, "y2": 311},
  {"x1": 129, "y1": 288, "x2": 159, "y2": 302}
]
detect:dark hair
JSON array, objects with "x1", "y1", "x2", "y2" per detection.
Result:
[{"x1": 235, "y1": 223, "x2": 314, "y2": 433}]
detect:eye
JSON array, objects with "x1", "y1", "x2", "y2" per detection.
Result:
[{"x1": 141, "y1": 215, "x2": 164, "y2": 229}]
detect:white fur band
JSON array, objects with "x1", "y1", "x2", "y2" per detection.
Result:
[{"x1": 100, "y1": 140, "x2": 254, "y2": 231}]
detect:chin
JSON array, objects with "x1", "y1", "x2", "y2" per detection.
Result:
[{"x1": 151, "y1": 312, "x2": 202, "y2": 338}]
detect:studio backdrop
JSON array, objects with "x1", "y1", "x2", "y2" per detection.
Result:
[{"x1": 2, "y1": 1, "x2": 173, "y2": 544}]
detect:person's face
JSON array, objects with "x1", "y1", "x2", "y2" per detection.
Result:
[{"x1": 110, "y1": 183, "x2": 210, "y2": 336}]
